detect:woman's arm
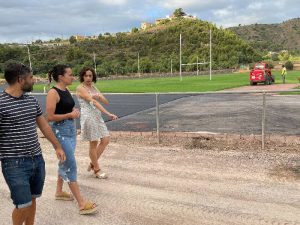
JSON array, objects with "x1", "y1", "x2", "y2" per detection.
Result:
[
  {"x1": 92, "y1": 85, "x2": 109, "y2": 105},
  {"x1": 46, "y1": 89, "x2": 79, "y2": 122},
  {"x1": 77, "y1": 85, "x2": 117, "y2": 120}
]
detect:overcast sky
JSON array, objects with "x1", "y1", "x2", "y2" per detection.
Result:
[{"x1": 0, "y1": 0, "x2": 299, "y2": 43}]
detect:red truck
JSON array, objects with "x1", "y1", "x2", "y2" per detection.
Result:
[{"x1": 250, "y1": 63, "x2": 275, "y2": 85}]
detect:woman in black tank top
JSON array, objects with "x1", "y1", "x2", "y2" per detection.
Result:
[
  {"x1": 52, "y1": 86, "x2": 75, "y2": 115},
  {"x1": 46, "y1": 64, "x2": 97, "y2": 215}
]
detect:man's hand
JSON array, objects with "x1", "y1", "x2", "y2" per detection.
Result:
[{"x1": 55, "y1": 148, "x2": 66, "y2": 162}]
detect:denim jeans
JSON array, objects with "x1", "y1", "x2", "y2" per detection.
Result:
[
  {"x1": 1, "y1": 155, "x2": 45, "y2": 208},
  {"x1": 51, "y1": 119, "x2": 77, "y2": 182}
]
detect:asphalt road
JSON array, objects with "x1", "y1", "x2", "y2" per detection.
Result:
[
  {"x1": 33, "y1": 93, "x2": 300, "y2": 135},
  {"x1": 106, "y1": 93, "x2": 300, "y2": 135},
  {"x1": 1, "y1": 84, "x2": 299, "y2": 135}
]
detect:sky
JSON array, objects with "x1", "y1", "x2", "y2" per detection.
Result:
[{"x1": 0, "y1": 0, "x2": 299, "y2": 43}]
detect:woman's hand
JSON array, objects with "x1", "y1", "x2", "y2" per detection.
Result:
[
  {"x1": 55, "y1": 148, "x2": 66, "y2": 162},
  {"x1": 91, "y1": 94, "x2": 99, "y2": 100},
  {"x1": 108, "y1": 113, "x2": 118, "y2": 120},
  {"x1": 69, "y1": 108, "x2": 80, "y2": 119}
]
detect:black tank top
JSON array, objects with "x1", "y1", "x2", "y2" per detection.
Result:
[{"x1": 52, "y1": 87, "x2": 75, "y2": 114}]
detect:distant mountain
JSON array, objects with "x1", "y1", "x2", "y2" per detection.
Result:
[{"x1": 228, "y1": 18, "x2": 300, "y2": 53}]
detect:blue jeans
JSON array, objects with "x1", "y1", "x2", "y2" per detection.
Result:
[
  {"x1": 1, "y1": 155, "x2": 45, "y2": 208},
  {"x1": 51, "y1": 119, "x2": 77, "y2": 182}
]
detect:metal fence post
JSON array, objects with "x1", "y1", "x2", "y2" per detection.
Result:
[
  {"x1": 262, "y1": 91, "x2": 266, "y2": 150},
  {"x1": 155, "y1": 93, "x2": 160, "y2": 144}
]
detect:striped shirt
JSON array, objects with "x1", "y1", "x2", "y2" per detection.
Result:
[{"x1": 0, "y1": 91, "x2": 43, "y2": 159}]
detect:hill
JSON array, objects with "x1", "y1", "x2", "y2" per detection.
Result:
[
  {"x1": 228, "y1": 18, "x2": 300, "y2": 53},
  {"x1": 0, "y1": 18, "x2": 261, "y2": 76}
]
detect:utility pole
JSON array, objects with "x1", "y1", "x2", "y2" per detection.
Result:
[
  {"x1": 209, "y1": 29, "x2": 212, "y2": 81},
  {"x1": 179, "y1": 33, "x2": 182, "y2": 81},
  {"x1": 171, "y1": 58, "x2": 173, "y2": 75}
]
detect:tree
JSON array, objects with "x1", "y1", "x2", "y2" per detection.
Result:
[
  {"x1": 35, "y1": 39, "x2": 43, "y2": 44},
  {"x1": 285, "y1": 61, "x2": 294, "y2": 70},
  {"x1": 69, "y1": 36, "x2": 77, "y2": 44},
  {"x1": 173, "y1": 8, "x2": 186, "y2": 18},
  {"x1": 131, "y1": 27, "x2": 139, "y2": 33}
]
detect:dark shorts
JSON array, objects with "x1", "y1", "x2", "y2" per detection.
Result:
[{"x1": 1, "y1": 155, "x2": 45, "y2": 208}]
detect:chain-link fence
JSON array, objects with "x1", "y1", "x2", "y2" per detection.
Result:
[{"x1": 32, "y1": 90, "x2": 300, "y2": 148}]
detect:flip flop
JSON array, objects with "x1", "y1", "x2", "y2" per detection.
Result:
[
  {"x1": 55, "y1": 191, "x2": 74, "y2": 201},
  {"x1": 79, "y1": 202, "x2": 98, "y2": 215}
]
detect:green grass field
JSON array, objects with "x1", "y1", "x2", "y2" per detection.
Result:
[{"x1": 33, "y1": 70, "x2": 300, "y2": 93}]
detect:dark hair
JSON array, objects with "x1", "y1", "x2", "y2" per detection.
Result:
[
  {"x1": 4, "y1": 63, "x2": 31, "y2": 85},
  {"x1": 79, "y1": 67, "x2": 97, "y2": 83},
  {"x1": 48, "y1": 64, "x2": 70, "y2": 83},
  {"x1": 282, "y1": 64, "x2": 285, "y2": 68}
]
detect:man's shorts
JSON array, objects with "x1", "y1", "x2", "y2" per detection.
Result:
[{"x1": 1, "y1": 154, "x2": 45, "y2": 209}]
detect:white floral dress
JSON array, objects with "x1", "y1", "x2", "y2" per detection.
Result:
[{"x1": 78, "y1": 85, "x2": 109, "y2": 141}]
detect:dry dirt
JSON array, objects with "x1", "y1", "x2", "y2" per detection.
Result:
[
  {"x1": 223, "y1": 83, "x2": 300, "y2": 92},
  {"x1": 0, "y1": 134, "x2": 300, "y2": 225}
]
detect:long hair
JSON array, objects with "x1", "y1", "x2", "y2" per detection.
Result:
[{"x1": 48, "y1": 64, "x2": 70, "y2": 83}]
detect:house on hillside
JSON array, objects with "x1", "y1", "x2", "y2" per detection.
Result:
[
  {"x1": 155, "y1": 18, "x2": 169, "y2": 25},
  {"x1": 74, "y1": 35, "x2": 85, "y2": 41},
  {"x1": 183, "y1": 15, "x2": 197, "y2": 20},
  {"x1": 141, "y1": 22, "x2": 152, "y2": 30}
]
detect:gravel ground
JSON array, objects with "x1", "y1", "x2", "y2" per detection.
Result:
[{"x1": 1, "y1": 134, "x2": 300, "y2": 225}]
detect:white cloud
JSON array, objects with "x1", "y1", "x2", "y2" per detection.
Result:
[
  {"x1": 0, "y1": 0, "x2": 299, "y2": 43},
  {"x1": 98, "y1": 0, "x2": 127, "y2": 5}
]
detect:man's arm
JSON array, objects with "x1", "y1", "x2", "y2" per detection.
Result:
[{"x1": 36, "y1": 115, "x2": 66, "y2": 162}]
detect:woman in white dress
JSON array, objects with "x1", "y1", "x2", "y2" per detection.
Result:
[{"x1": 76, "y1": 67, "x2": 117, "y2": 178}]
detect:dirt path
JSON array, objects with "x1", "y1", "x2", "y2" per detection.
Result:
[
  {"x1": 224, "y1": 83, "x2": 300, "y2": 92},
  {"x1": 0, "y1": 136, "x2": 300, "y2": 225}
]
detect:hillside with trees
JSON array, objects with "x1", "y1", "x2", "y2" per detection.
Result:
[
  {"x1": 228, "y1": 18, "x2": 300, "y2": 54},
  {"x1": 0, "y1": 9, "x2": 261, "y2": 76}
]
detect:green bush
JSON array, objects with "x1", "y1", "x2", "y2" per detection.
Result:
[
  {"x1": 285, "y1": 61, "x2": 294, "y2": 70},
  {"x1": 267, "y1": 62, "x2": 274, "y2": 69}
]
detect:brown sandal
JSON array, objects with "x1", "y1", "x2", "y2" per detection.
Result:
[
  {"x1": 79, "y1": 201, "x2": 98, "y2": 215},
  {"x1": 55, "y1": 191, "x2": 74, "y2": 201}
]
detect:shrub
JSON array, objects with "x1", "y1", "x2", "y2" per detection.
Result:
[{"x1": 285, "y1": 61, "x2": 294, "y2": 70}]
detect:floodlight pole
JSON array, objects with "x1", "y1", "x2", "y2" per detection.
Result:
[
  {"x1": 197, "y1": 56, "x2": 199, "y2": 76},
  {"x1": 209, "y1": 29, "x2": 212, "y2": 81},
  {"x1": 179, "y1": 34, "x2": 182, "y2": 81},
  {"x1": 138, "y1": 52, "x2": 140, "y2": 77},
  {"x1": 27, "y1": 45, "x2": 32, "y2": 71},
  {"x1": 93, "y1": 53, "x2": 97, "y2": 74}
]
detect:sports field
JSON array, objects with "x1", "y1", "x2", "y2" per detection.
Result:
[{"x1": 33, "y1": 70, "x2": 300, "y2": 93}]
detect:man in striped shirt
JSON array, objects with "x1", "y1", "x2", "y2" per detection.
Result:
[{"x1": 0, "y1": 63, "x2": 65, "y2": 225}]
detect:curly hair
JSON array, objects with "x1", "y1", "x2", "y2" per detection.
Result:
[{"x1": 78, "y1": 67, "x2": 97, "y2": 83}]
